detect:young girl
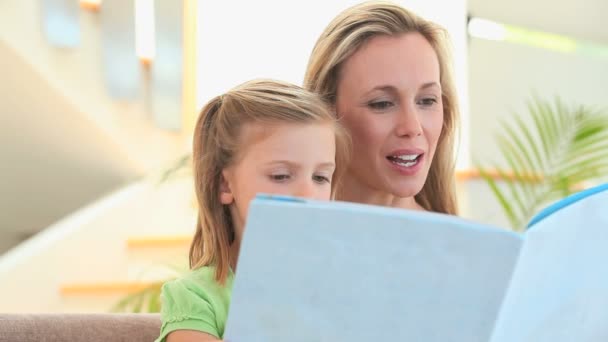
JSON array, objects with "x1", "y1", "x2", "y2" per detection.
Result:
[{"x1": 156, "y1": 79, "x2": 350, "y2": 342}]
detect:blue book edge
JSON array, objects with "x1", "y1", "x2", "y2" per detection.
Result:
[
  {"x1": 527, "y1": 182, "x2": 608, "y2": 229},
  {"x1": 254, "y1": 194, "x2": 308, "y2": 203},
  {"x1": 252, "y1": 194, "x2": 521, "y2": 240}
]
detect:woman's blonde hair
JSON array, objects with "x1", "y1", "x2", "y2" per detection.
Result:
[
  {"x1": 190, "y1": 79, "x2": 350, "y2": 283},
  {"x1": 304, "y1": 1, "x2": 459, "y2": 215}
]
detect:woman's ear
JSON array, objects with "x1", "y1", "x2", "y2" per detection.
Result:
[{"x1": 219, "y1": 170, "x2": 234, "y2": 205}]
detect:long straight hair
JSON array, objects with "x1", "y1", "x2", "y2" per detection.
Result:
[
  {"x1": 304, "y1": 1, "x2": 459, "y2": 215},
  {"x1": 190, "y1": 79, "x2": 350, "y2": 283}
]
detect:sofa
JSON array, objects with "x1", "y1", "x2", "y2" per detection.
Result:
[{"x1": 0, "y1": 313, "x2": 161, "y2": 342}]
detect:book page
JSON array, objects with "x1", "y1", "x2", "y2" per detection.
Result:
[
  {"x1": 225, "y1": 198, "x2": 523, "y2": 342},
  {"x1": 490, "y1": 189, "x2": 608, "y2": 342}
]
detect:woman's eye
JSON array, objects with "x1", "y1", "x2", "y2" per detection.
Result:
[
  {"x1": 418, "y1": 97, "x2": 438, "y2": 106},
  {"x1": 270, "y1": 174, "x2": 290, "y2": 182},
  {"x1": 368, "y1": 100, "x2": 394, "y2": 110},
  {"x1": 313, "y1": 175, "x2": 331, "y2": 184}
]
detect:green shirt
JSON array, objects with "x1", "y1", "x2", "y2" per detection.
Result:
[{"x1": 156, "y1": 266, "x2": 234, "y2": 341}]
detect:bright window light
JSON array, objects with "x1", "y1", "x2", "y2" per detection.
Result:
[
  {"x1": 469, "y1": 16, "x2": 608, "y2": 59},
  {"x1": 80, "y1": 0, "x2": 102, "y2": 10},
  {"x1": 135, "y1": 0, "x2": 155, "y2": 63},
  {"x1": 467, "y1": 18, "x2": 507, "y2": 41}
]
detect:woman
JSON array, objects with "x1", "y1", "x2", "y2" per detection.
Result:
[{"x1": 305, "y1": 1, "x2": 459, "y2": 215}]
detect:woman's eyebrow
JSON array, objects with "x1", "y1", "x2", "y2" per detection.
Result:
[
  {"x1": 420, "y1": 82, "x2": 441, "y2": 90},
  {"x1": 363, "y1": 85, "x2": 398, "y2": 97}
]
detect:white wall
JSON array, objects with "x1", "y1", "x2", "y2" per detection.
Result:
[
  {"x1": 195, "y1": 0, "x2": 469, "y2": 138},
  {"x1": 465, "y1": 37, "x2": 608, "y2": 227},
  {"x1": 469, "y1": 37, "x2": 608, "y2": 165}
]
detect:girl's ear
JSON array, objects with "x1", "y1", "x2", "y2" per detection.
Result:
[{"x1": 219, "y1": 170, "x2": 234, "y2": 205}]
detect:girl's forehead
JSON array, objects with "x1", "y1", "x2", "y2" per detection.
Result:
[
  {"x1": 239, "y1": 121, "x2": 333, "y2": 144},
  {"x1": 236, "y1": 122, "x2": 336, "y2": 159}
]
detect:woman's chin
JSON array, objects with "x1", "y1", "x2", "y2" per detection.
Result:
[{"x1": 388, "y1": 182, "x2": 425, "y2": 199}]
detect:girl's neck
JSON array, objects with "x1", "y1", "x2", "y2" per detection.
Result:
[
  {"x1": 337, "y1": 174, "x2": 425, "y2": 211},
  {"x1": 228, "y1": 205, "x2": 244, "y2": 272},
  {"x1": 229, "y1": 238, "x2": 241, "y2": 272}
]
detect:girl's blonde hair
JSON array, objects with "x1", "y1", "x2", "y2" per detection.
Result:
[
  {"x1": 304, "y1": 1, "x2": 459, "y2": 215},
  {"x1": 190, "y1": 79, "x2": 350, "y2": 283}
]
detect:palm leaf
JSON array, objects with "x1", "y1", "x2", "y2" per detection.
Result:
[
  {"x1": 147, "y1": 288, "x2": 162, "y2": 312},
  {"x1": 111, "y1": 281, "x2": 165, "y2": 313},
  {"x1": 479, "y1": 96, "x2": 608, "y2": 230},
  {"x1": 111, "y1": 266, "x2": 187, "y2": 313},
  {"x1": 528, "y1": 97, "x2": 551, "y2": 168},
  {"x1": 494, "y1": 139, "x2": 530, "y2": 221},
  {"x1": 157, "y1": 154, "x2": 193, "y2": 184},
  {"x1": 514, "y1": 112, "x2": 545, "y2": 172}
]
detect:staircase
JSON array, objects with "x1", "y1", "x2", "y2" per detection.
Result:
[
  {"x1": 0, "y1": 177, "x2": 196, "y2": 313},
  {"x1": 0, "y1": 0, "x2": 191, "y2": 254},
  {"x1": 0, "y1": 0, "x2": 197, "y2": 312}
]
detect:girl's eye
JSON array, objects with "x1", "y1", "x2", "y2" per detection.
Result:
[
  {"x1": 368, "y1": 100, "x2": 394, "y2": 111},
  {"x1": 313, "y1": 175, "x2": 331, "y2": 184},
  {"x1": 270, "y1": 174, "x2": 290, "y2": 182}
]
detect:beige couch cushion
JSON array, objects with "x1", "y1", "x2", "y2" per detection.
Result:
[{"x1": 0, "y1": 313, "x2": 160, "y2": 342}]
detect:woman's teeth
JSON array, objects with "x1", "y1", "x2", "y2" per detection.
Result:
[
  {"x1": 387, "y1": 154, "x2": 421, "y2": 167},
  {"x1": 394, "y1": 154, "x2": 419, "y2": 161}
]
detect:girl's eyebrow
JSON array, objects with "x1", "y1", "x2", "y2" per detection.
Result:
[
  {"x1": 264, "y1": 161, "x2": 335, "y2": 168},
  {"x1": 263, "y1": 160, "x2": 300, "y2": 169},
  {"x1": 264, "y1": 160, "x2": 296, "y2": 166}
]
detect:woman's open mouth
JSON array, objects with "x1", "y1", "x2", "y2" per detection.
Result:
[
  {"x1": 387, "y1": 153, "x2": 423, "y2": 167},
  {"x1": 386, "y1": 150, "x2": 425, "y2": 175}
]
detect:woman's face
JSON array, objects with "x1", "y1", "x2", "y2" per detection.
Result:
[{"x1": 335, "y1": 32, "x2": 444, "y2": 199}]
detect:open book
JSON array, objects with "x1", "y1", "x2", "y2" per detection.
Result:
[{"x1": 224, "y1": 183, "x2": 608, "y2": 342}]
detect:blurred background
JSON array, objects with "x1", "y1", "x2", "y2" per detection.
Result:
[{"x1": 1, "y1": 0, "x2": 606, "y2": 313}]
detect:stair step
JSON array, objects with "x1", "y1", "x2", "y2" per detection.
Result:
[
  {"x1": 126, "y1": 236, "x2": 191, "y2": 248},
  {"x1": 60, "y1": 281, "x2": 163, "y2": 296}
]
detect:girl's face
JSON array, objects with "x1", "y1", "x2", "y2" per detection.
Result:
[
  {"x1": 335, "y1": 32, "x2": 444, "y2": 199},
  {"x1": 221, "y1": 122, "x2": 336, "y2": 240}
]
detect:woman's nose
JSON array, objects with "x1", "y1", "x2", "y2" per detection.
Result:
[{"x1": 395, "y1": 103, "x2": 422, "y2": 138}]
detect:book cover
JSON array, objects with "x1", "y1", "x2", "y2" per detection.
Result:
[{"x1": 225, "y1": 183, "x2": 608, "y2": 342}]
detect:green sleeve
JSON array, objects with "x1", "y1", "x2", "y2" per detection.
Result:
[{"x1": 155, "y1": 277, "x2": 220, "y2": 342}]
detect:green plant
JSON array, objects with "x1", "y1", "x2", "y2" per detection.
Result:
[
  {"x1": 157, "y1": 153, "x2": 192, "y2": 184},
  {"x1": 112, "y1": 281, "x2": 165, "y2": 313},
  {"x1": 111, "y1": 156, "x2": 196, "y2": 313},
  {"x1": 112, "y1": 266, "x2": 187, "y2": 313},
  {"x1": 478, "y1": 96, "x2": 608, "y2": 231}
]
